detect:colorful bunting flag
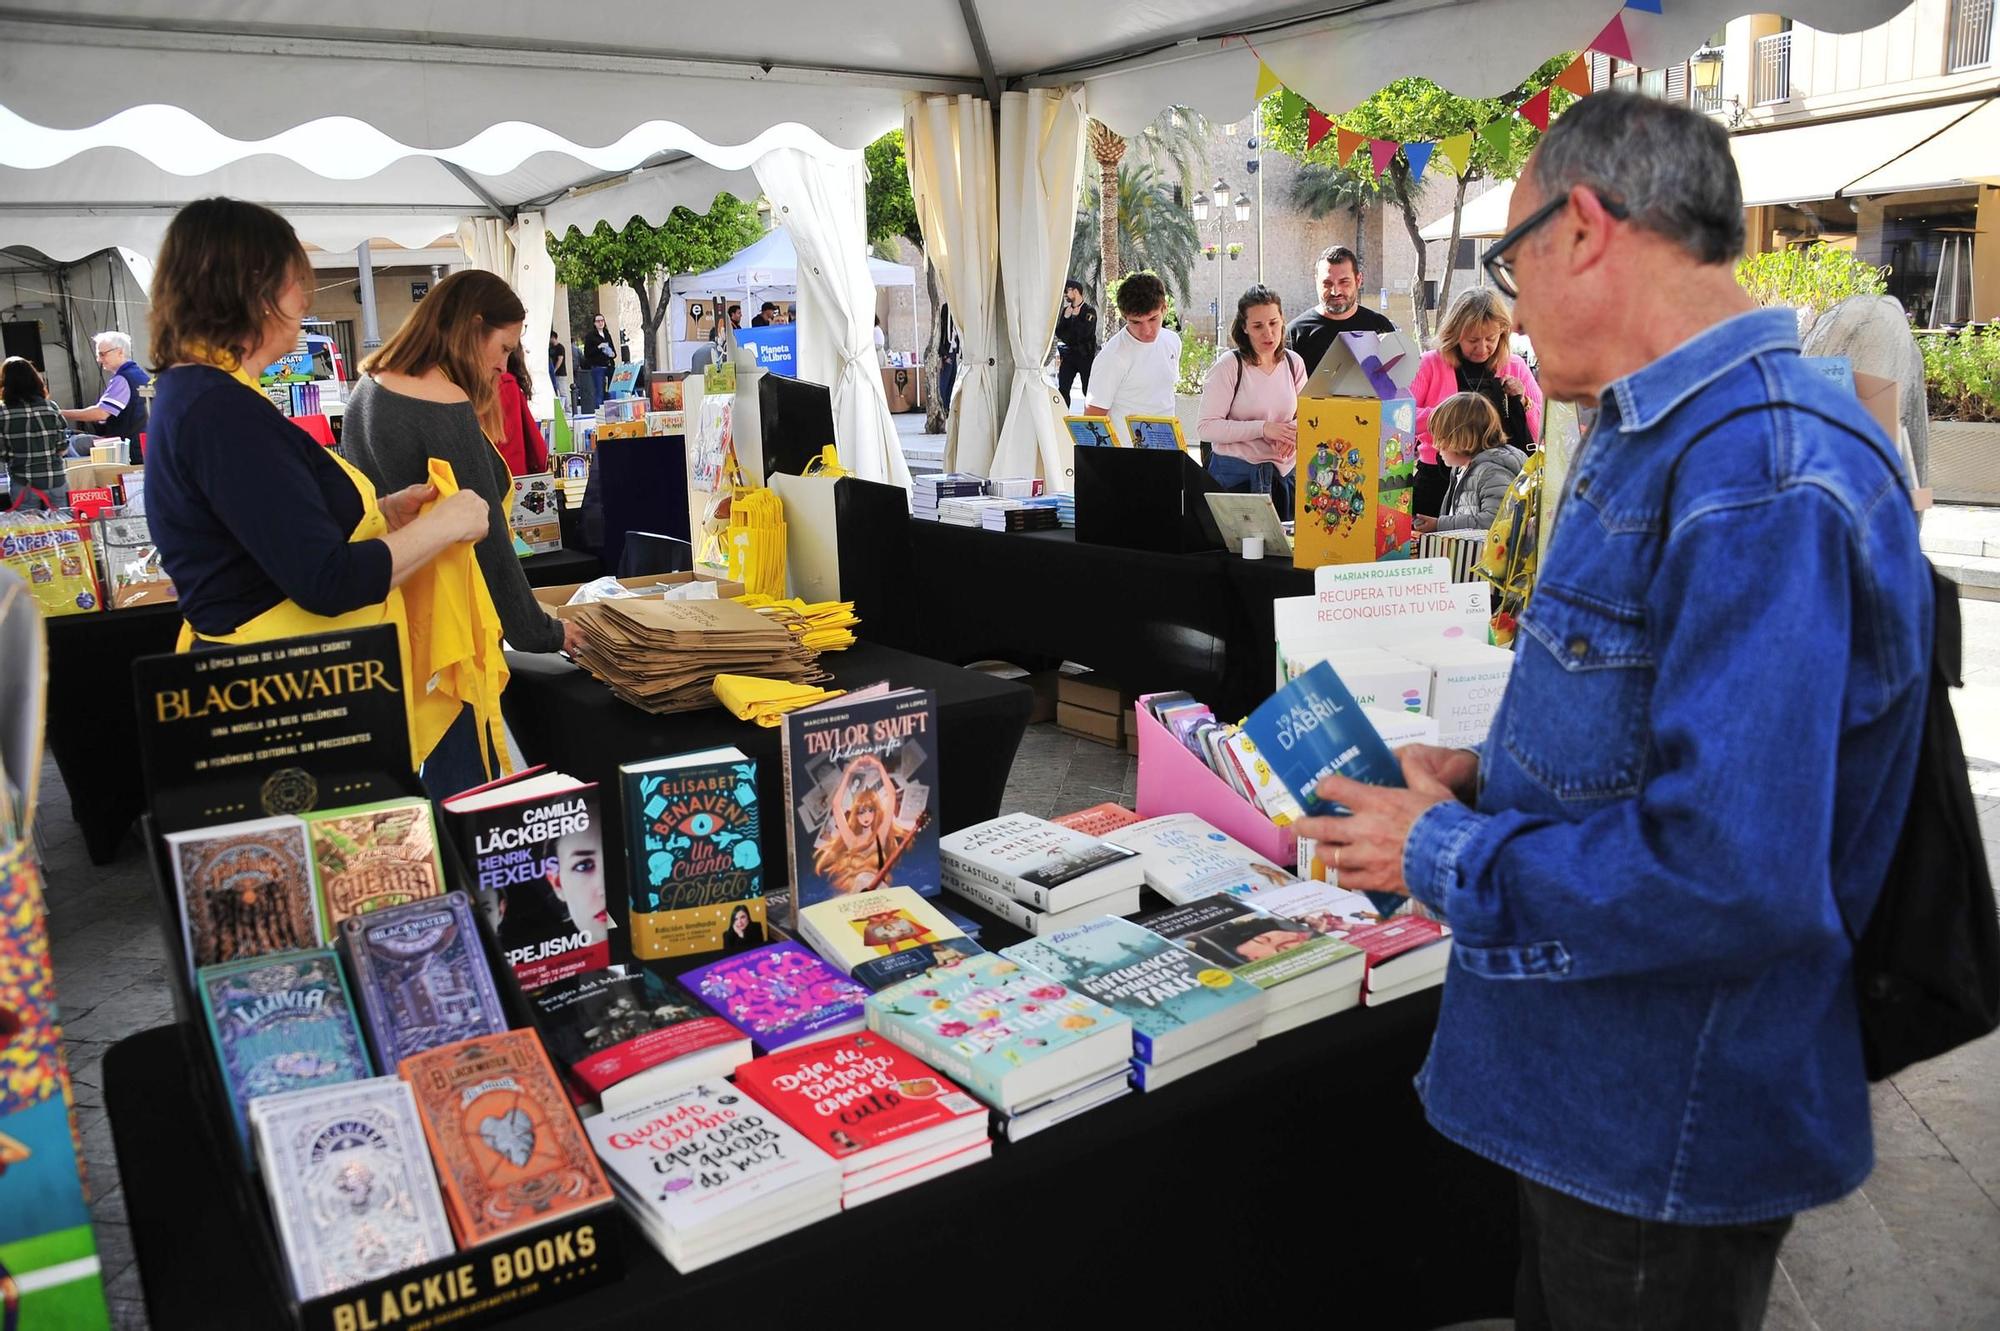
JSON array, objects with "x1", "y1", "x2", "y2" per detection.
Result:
[
  {"x1": 1479, "y1": 118, "x2": 1514, "y2": 158},
  {"x1": 1255, "y1": 61, "x2": 1284, "y2": 101},
  {"x1": 1519, "y1": 87, "x2": 1553, "y2": 131},
  {"x1": 1403, "y1": 140, "x2": 1436, "y2": 186},
  {"x1": 1623, "y1": 0, "x2": 1663, "y2": 12},
  {"x1": 1307, "y1": 107, "x2": 1336, "y2": 151},
  {"x1": 1554, "y1": 55, "x2": 1594, "y2": 97},
  {"x1": 1437, "y1": 131, "x2": 1474, "y2": 176},
  {"x1": 1368, "y1": 138, "x2": 1399, "y2": 178},
  {"x1": 1336, "y1": 127, "x2": 1366, "y2": 166},
  {"x1": 1588, "y1": 13, "x2": 1635, "y2": 62}
]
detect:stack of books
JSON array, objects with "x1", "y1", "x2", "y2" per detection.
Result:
[
  {"x1": 1109, "y1": 812, "x2": 1302, "y2": 904},
  {"x1": 1054, "y1": 491, "x2": 1076, "y2": 527},
  {"x1": 985, "y1": 477, "x2": 1042, "y2": 499},
  {"x1": 868, "y1": 952, "x2": 1134, "y2": 1141},
  {"x1": 529, "y1": 965, "x2": 752, "y2": 1112},
  {"x1": 1134, "y1": 894, "x2": 1366, "y2": 1037},
  {"x1": 679, "y1": 942, "x2": 870, "y2": 1054},
  {"x1": 796, "y1": 886, "x2": 986, "y2": 991},
  {"x1": 1002, "y1": 917, "x2": 1268, "y2": 1091},
  {"x1": 912, "y1": 473, "x2": 986, "y2": 521},
  {"x1": 736, "y1": 1032, "x2": 992, "y2": 1207},
  {"x1": 937, "y1": 496, "x2": 1015, "y2": 528},
  {"x1": 978, "y1": 500, "x2": 1062, "y2": 533},
  {"x1": 588, "y1": 1081, "x2": 842, "y2": 1272},
  {"x1": 938, "y1": 813, "x2": 1145, "y2": 935},
  {"x1": 567, "y1": 595, "x2": 826, "y2": 714},
  {"x1": 1246, "y1": 878, "x2": 1451, "y2": 1005}
]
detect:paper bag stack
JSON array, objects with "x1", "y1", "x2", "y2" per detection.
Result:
[{"x1": 568, "y1": 595, "x2": 828, "y2": 714}]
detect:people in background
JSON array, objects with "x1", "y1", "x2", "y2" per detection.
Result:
[
  {"x1": 548, "y1": 329, "x2": 568, "y2": 412},
  {"x1": 342, "y1": 270, "x2": 576, "y2": 796},
  {"x1": 1409, "y1": 287, "x2": 1544, "y2": 518},
  {"x1": 583, "y1": 312, "x2": 617, "y2": 410},
  {"x1": 1055, "y1": 278, "x2": 1100, "y2": 408},
  {"x1": 1285, "y1": 245, "x2": 1396, "y2": 377},
  {"x1": 752, "y1": 301, "x2": 777, "y2": 327},
  {"x1": 144, "y1": 197, "x2": 488, "y2": 770},
  {"x1": 937, "y1": 303, "x2": 960, "y2": 415},
  {"x1": 496, "y1": 346, "x2": 550, "y2": 476},
  {"x1": 0, "y1": 356, "x2": 69, "y2": 510},
  {"x1": 1296, "y1": 91, "x2": 1930, "y2": 1331},
  {"x1": 727, "y1": 304, "x2": 743, "y2": 330},
  {"x1": 1410, "y1": 392, "x2": 1524, "y2": 536},
  {"x1": 1199, "y1": 284, "x2": 1306, "y2": 515},
  {"x1": 874, "y1": 315, "x2": 888, "y2": 367},
  {"x1": 690, "y1": 323, "x2": 723, "y2": 372},
  {"x1": 60, "y1": 331, "x2": 151, "y2": 460},
  {"x1": 1083, "y1": 273, "x2": 1181, "y2": 445}
]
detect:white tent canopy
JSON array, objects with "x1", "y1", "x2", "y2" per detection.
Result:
[
  {"x1": 1420, "y1": 181, "x2": 1519, "y2": 243},
  {"x1": 671, "y1": 228, "x2": 916, "y2": 298}
]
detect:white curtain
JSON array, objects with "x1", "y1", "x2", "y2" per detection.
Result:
[
  {"x1": 751, "y1": 147, "x2": 912, "y2": 489},
  {"x1": 455, "y1": 217, "x2": 512, "y2": 277},
  {"x1": 509, "y1": 210, "x2": 557, "y2": 419},
  {"x1": 993, "y1": 87, "x2": 1087, "y2": 487},
  {"x1": 904, "y1": 94, "x2": 999, "y2": 476}
]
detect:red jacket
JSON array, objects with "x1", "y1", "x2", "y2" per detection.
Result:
[{"x1": 495, "y1": 372, "x2": 550, "y2": 476}]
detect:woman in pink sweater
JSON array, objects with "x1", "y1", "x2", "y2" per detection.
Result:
[
  {"x1": 1409, "y1": 288, "x2": 1542, "y2": 518},
  {"x1": 1199, "y1": 284, "x2": 1308, "y2": 515}
]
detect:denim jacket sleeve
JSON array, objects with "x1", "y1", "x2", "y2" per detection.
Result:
[{"x1": 1403, "y1": 483, "x2": 1875, "y2": 983}]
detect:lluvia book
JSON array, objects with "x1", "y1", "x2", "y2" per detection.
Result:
[
  {"x1": 166, "y1": 814, "x2": 320, "y2": 969},
  {"x1": 197, "y1": 948, "x2": 372, "y2": 1153},
  {"x1": 620, "y1": 747, "x2": 766, "y2": 960},
  {"x1": 530, "y1": 965, "x2": 751, "y2": 1113},
  {"x1": 1000, "y1": 916, "x2": 1265, "y2": 1068},
  {"x1": 338, "y1": 890, "x2": 508, "y2": 1071},
  {"x1": 1112, "y1": 812, "x2": 1301, "y2": 904},
  {"x1": 795, "y1": 885, "x2": 986, "y2": 991},
  {"x1": 302, "y1": 798, "x2": 446, "y2": 938},
  {"x1": 781, "y1": 687, "x2": 941, "y2": 926},
  {"x1": 938, "y1": 813, "x2": 1143, "y2": 913},
  {"x1": 677, "y1": 942, "x2": 868, "y2": 1054},
  {"x1": 440, "y1": 766, "x2": 610, "y2": 986},
  {"x1": 866, "y1": 952, "x2": 1133, "y2": 1115}
]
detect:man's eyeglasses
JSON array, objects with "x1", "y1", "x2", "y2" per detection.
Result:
[{"x1": 1482, "y1": 190, "x2": 1630, "y2": 298}]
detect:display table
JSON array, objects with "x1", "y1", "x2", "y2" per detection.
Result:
[
  {"x1": 857, "y1": 520, "x2": 1312, "y2": 721},
  {"x1": 502, "y1": 641, "x2": 1033, "y2": 890},
  {"x1": 105, "y1": 985, "x2": 1516, "y2": 1328}
]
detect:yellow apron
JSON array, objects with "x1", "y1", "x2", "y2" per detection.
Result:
[{"x1": 175, "y1": 362, "x2": 511, "y2": 778}]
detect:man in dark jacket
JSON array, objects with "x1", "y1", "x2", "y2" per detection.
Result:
[{"x1": 1054, "y1": 279, "x2": 1098, "y2": 409}]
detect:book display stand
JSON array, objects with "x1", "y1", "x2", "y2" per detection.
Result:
[{"x1": 1073, "y1": 445, "x2": 1225, "y2": 555}]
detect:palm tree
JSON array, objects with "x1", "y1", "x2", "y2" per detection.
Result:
[
  {"x1": 1086, "y1": 119, "x2": 1127, "y2": 303},
  {"x1": 1068, "y1": 163, "x2": 1200, "y2": 312},
  {"x1": 1130, "y1": 106, "x2": 1210, "y2": 201},
  {"x1": 1290, "y1": 161, "x2": 1379, "y2": 268}
]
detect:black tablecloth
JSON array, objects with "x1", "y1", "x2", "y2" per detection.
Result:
[
  {"x1": 501, "y1": 641, "x2": 1034, "y2": 892},
  {"x1": 106, "y1": 990, "x2": 1516, "y2": 1329},
  {"x1": 860, "y1": 522, "x2": 1313, "y2": 720},
  {"x1": 520, "y1": 547, "x2": 601, "y2": 588}
]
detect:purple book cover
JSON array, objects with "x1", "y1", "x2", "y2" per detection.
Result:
[
  {"x1": 677, "y1": 942, "x2": 867, "y2": 1054},
  {"x1": 339, "y1": 890, "x2": 509, "y2": 1071}
]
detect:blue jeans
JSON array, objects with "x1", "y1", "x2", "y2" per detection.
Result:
[
  {"x1": 585, "y1": 367, "x2": 609, "y2": 412},
  {"x1": 1206, "y1": 451, "x2": 1294, "y2": 517},
  {"x1": 419, "y1": 705, "x2": 500, "y2": 804}
]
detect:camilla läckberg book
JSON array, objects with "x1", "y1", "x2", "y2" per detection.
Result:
[
  {"x1": 781, "y1": 687, "x2": 941, "y2": 926},
  {"x1": 621, "y1": 747, "x2": 767, "y2": 959}
]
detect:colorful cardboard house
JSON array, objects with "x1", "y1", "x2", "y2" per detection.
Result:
[{"x1": 1293, "y1": 330, "x2": 1420, "y2": 569}]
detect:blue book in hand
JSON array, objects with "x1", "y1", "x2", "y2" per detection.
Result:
[{"x1": 1240, "y1": 660, "x2": 1408, "y2": 918}]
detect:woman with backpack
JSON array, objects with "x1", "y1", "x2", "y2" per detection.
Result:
[{"x1": 1198, "y1": 284, "x2": 1307, "y2": 516}]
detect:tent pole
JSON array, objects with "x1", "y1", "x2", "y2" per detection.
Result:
[{"x1": 357, "y1": 240, "x2": 382, "y2": 351}]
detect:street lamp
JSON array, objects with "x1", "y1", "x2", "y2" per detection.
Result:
[
  {"x1": 1212, "y1": 179, "x2": 1231, "y2": 212},
  {"x1": 1198, "y1": 179, "x2": 1247, "y2": 343}
]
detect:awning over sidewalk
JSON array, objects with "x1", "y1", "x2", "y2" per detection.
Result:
[
  {"x1": 1730, "y1": 102, "x2": 1976, "y2": 206},
  {"x1": 1842, "y1": 99, "x2": 2000, "y2": 195}
]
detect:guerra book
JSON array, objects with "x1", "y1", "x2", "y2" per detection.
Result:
[
  {"x1": 866, "y1": 952, "x2": 1133, "y2": 1114},
  {"x1": 782, "y1": 687, "x2": 942, "y2": 927},
  {"x1": 1001, "y1": 917, "x2": 1265, "y2": 1067},
  {"x1": 1133, "y1": 894, "x2": 1365, "y2": 1034},
  {"x1": 529, "y1": 965, "x2": 750, "y2": 1113},
  {"x1": 938, "y1": 813, "x2": 1143, "y2": 913},
  {"x1": 796, "y1": 885, "x2": 986, "y2": 991},
  {"x1": 733, "y1": 1032, "x2": 988, "y2": 1192},
  {"x1": 197, "y1": 948, "x2": 371, "y2": 1154},
  {"x1": 1113, "y1": 813, "x2": 1302, "y2": 905},
  {"x1": 248, "y1": 1077, "x2": 455, "y2": 1300},
  {"x1": 586, "y1": 1082, "x2": 841, "y2": 1274},
  {"x1": 302, "y1": 798, "x2": 447, "y2": 938},
  {"x1": 621, "y1": 747, "x2": 767, "y2": 961},
  {"x1": 440, "y1": 766, "x2": 609, "y2": 986},
  {"x1": 338, "y1": 890, "x2": 509, "y2": 1071},
  {"x1": 1245, "y1": 879, "x2": 1450, "y2": 1000},
  {"x1": 1239, "y1": 659, "x2": 1409, "y2": 920},
  {"x1": 166, "y1": 814, "x2": 320, "y2": 969},
  {"x1": 678, "y1": 942, "x2": 868, "y2": 1054},
  {"x1": 939, "y1": 867, "x2": 1143, "y2": 937},
  {"x1": 399, "y1": 1029, "x2": 614, "y2": 1245}
]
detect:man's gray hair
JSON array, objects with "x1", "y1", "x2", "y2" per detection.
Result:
[
  {"x1": 1530, "y1": 90, "x2": 1745, "y2": 265},
  {"x1": 92, "y1": 331, "x2": 133, "y2": 356}
]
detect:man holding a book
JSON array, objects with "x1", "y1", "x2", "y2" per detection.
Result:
[{"x1": 1294, "y1": 93, "x2": 1930, "y2": 1331}]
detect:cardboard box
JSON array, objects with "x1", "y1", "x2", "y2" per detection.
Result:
[
  {"x1": 1057, "y1": 701, "x2": 1123, "y2": 745},
  {"x1": 1283, "y1": 646, "x2": 1430, "y2": 715},
  {"x1": 1403, "y1": 642, "x2": 1515, "y2": 747},
  {"x1": 968, "y1": 663, "x2": 1058, "y2": 724},
  {"x1": 1294, "y1": 331, "x2": 1419, "y2": 568},
  {"x1": 1058, "y1": 671, "x2": 1125, "y2": 714},
  {"x1": 532, "y1": 571, "x2": 746, "y2": 620}
]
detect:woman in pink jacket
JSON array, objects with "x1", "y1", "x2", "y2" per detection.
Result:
[{"x1": 1409, "y1": 288, "x2": 1542, "y2": 518}]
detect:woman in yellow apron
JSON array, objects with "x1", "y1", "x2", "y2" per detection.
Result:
[{"x1": 141, "y1": 198, "x2": 505, "y2": 786}]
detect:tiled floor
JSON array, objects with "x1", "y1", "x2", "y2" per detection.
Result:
[{"x1": 39, "y1": 640, "x2": 2000, "y2": 1330}]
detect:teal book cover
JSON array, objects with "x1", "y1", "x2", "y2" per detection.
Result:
[
  {"x1": 1001, "y1": 917, "x2": 1262, "y2": 1064},
  {"x1": 197, "y1": 948, "x2": 370, "y2": 1155},
  {"x1": 867, "y1": 953, "x2": 1125, "y2": 1104}
]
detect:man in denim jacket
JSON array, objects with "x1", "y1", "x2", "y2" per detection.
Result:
[{"x1": 1301, "y1": 92, "x2": 1930, "y2": 1329}]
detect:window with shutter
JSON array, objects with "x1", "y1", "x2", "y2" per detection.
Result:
[{"x1": 1666, "y1": 63, "x2": 1688, "y2": 101}]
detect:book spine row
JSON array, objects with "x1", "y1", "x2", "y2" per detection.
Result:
[
  {"x1": 939, "y1": 851, "x2": 1027, "y2": 902},
  {"x1": 939, "y1": 870, "x2": 1047, "y2": 934}
]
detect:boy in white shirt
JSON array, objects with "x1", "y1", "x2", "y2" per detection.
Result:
[{"x1": 1083, "y1": 272, "x2": 1181, "y2": 444}]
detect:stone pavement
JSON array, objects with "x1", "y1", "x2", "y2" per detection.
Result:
[{"x1": 33, "y1": 596, "x2": 2000, "y2": 1330}]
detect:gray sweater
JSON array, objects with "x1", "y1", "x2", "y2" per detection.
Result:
[
  {"x1": 1433, "y1": 443, "x2": 1527, "y2": 534},
  {"x1": 340, "y1": 377, "x2": 565, "y2": 654}
]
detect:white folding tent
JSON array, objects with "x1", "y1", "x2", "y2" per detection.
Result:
[{"x1": 673, "y1": 229, "x2": 916, "y2": 296}]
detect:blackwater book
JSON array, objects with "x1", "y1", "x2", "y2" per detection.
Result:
[
  {"x1": 441, "y1": 766, "x2": 608, "y2": 987},
  {"x1": 620, "y1": 746, "x2": 767, "y2": 960}
]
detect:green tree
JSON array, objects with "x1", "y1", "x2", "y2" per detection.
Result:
[
  {"x1": 1069, "y1": 163, "x2": 1201, "y2": 312},
  {"x1": 863, "y1": 128, "x2": 949, "y2": 434},
  {"x1": 1263, "y1": 63, "x2": 1573, "y2": 338},
  {"x1": 545, "y1": 194, "x2": 764, "y2": 365},
  {"x1": 1736, "y1": 243, "x2": 1889, "y2": 334}
]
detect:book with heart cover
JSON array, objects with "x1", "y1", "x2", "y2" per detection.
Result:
[{"x1": 398, "y1": 1029, "x2": 613, "y2": 1244}]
